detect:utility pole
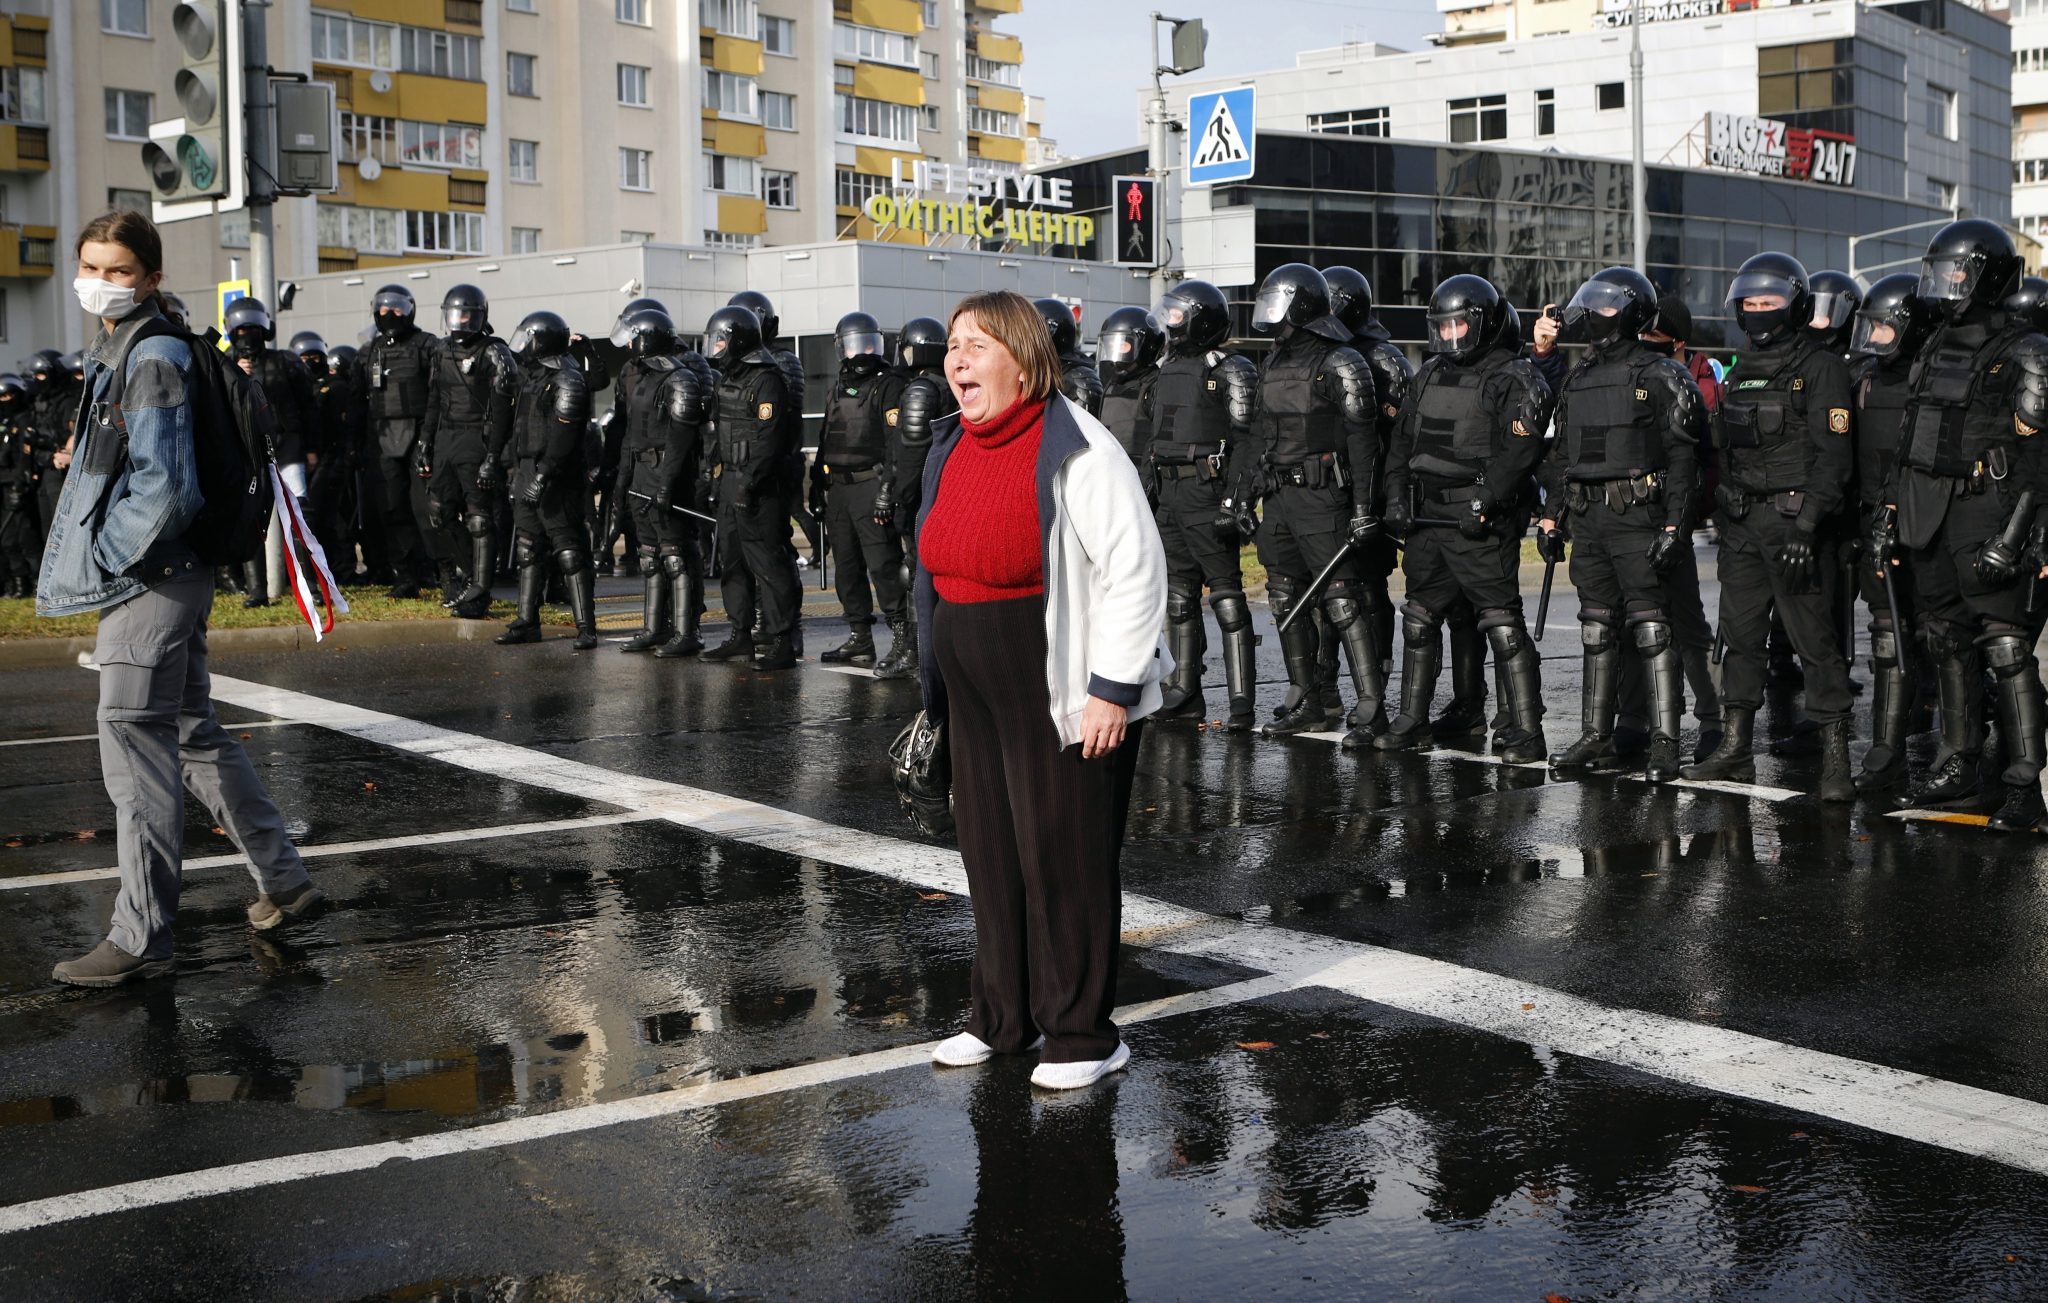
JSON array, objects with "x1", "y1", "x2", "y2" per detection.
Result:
[
  {"x1": 1149, "y1": 14, "x2": 1206, "y2": 299},
  {"x1": 1630, "y1": 0, "x2": 1647, "y2": 274},
  {"x1": 242, "y1": 0, "x2": 286, "y2": 597}
]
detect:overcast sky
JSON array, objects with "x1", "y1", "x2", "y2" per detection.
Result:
[{"x1": 1005, "y1": 0, "x2": 1446, "y2": 161}]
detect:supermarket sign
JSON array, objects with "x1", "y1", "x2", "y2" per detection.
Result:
[{"x1": 1704, "y1": 111, "x2": 1858, "y2": 188}]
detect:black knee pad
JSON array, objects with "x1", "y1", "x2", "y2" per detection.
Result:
[
  {"x1": 1486, "y1": 620, "x2": 1529, "y2": 660},
  {"x1": 1923, "y1": 621, "x2": 1971, "y2": 663},
  {"x1": 1399, "y1": 599, "x2": 1440, "y2": 642},
  {"x1": 1167, "y1": 581, "x2": 1200, "y2": 623},
  {"x1": 638, "y1": 549, "x2": 661, "y2": 577},
  {"x1": 1623, "y1": 599, "x2": 1669, "y2": 624},
  {"x1": 1208, "y1": 589, "x2": 1251, "y2": 631},
  {"x1": 1266, "y1": 573, "x2": 1302, "y2": 621},
  {"x1": 1628, "y1": 613, "x2": 1673, "y2": 657},
  {"x1": 1321, "y1": 582, "x2": 1361, "y2": 629},
  {"x1": 1981, "y1": 629, "x2": 2034, "y2": 679},
  {"x1": 1579, "y1": 611, "x2": 1619, "y2": 653},
  {"x1": 554, "y1": 547, "x2": 589, "y2": 576},
  {"x1": 660, "y1": 549, "x2": 688, "y2": 579},
  {"x1": 514, "y1": 534, "x2": 543, "y2": 568},
  {"x1": 464, "y1": 512, "x2": 491, "y2": 540},
  {"x1": 1474, "y1": 605, "x2": 1521, "y2": 633}
]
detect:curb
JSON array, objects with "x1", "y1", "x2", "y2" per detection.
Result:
[{"x1": 0, "y1": 617, "x2": 514, "y2": 667}]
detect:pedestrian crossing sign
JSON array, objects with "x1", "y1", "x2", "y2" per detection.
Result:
[{"x1": 1187, "y1": 87, "x2": 1256, "y2": 187}]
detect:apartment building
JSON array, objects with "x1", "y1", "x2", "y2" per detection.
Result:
[{"x1": 15, "y1": 0, "x2": 1036, "y2": 352}]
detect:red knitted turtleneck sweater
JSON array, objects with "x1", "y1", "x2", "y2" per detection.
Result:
[{"x1": 919, "y1": 395, "x2": 1047, "y2": 603}]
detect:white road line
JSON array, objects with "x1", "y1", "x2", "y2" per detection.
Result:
[
  {"x1": 0, "y1": 720, "x2": 295, "y2": 750},
  {"x1": 0, "y1": 812, "x2": 651, "y2": 892},
  {"x1": 815, "y1": 664, "x2": 880, "y2": 679},
  {"x1": 1292, "y1": 730, "x2": 1806, "y2": 801},
  {"x1": 13, "y1": 669, "x2": 2036, "y2": 1225},
  {"x1": 0, "y1": 971, "x2": 1297, "y2": 1237}
]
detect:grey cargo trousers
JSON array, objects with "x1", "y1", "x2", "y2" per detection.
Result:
[{"x1": 95, "y1": 569, "x2": 310, "y2": 960}]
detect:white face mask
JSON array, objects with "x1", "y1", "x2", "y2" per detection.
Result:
[{"x1": 74, "y1": 276, "x2": 143, "y2": 320}]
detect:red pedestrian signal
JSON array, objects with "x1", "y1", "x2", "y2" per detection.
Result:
[{"x1": 1111, "y1": 174, "x2": 1159, "y2": 269}]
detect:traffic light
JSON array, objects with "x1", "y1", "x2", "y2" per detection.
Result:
[
  {"x1": 1111, "y1": 175, "x2": 1159, "y2": 268},
  {"x1": 141, "y1": 1, "x2": 241, "y2": 204},
  {"x1": 1166, "y1": 19, "x2": 1207, "y2": 75}
]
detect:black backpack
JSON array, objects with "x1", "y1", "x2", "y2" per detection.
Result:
[{"x1": 103, "y1": 317, "x2": 277, "y2": 566}]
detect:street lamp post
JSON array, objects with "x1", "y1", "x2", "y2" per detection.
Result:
[{"x1": 1630, "y1": 0, "x2": 1646, "y2": 274}]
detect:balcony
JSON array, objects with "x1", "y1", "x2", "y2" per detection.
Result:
[
  {"x1": 0, "y1": 124, "x2": 48, "y2": 172},
  {"x1": 0, "y1": 223, "x2": 56, "y2": 278}
]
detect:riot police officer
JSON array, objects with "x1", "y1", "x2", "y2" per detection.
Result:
[
  {"x1": 1876, "y1": 220, "x2": 2048, "y2": 830},
  {"x1": 1096, "y1": 306, "x2": 1164, "y2": 463},
  {"x1": 1680, "y1": 254, "x2": 1855, "y2": 797},
  {"x1": 1378, "y1": 275, "x2": 1554, "y2": 762},
  {"x1": 356, "y1": 285, "x2": 442, "y2": 597},
  {"x1": 808, "y1": 311, "x2": 908, "y2": 666},
  {"x1": 722, "y1": 290, "x2": 807, "y2": 654},
  {"x1": 0, "y1": 375, "x2": 32, "y2": 596},
  {"x1": 290, "y1": 331, "x2": 363, "y2": 579},
  {"x1": 1845, "y1": 273, "x2": 1934, "y2": 792},
  {"x1": 1539, "y1": 267, "x2": 1704, "y2": 782},
  {"x1": 226, "y1": 298, "x2": 319, "y2": 608},
  {"x1": 1147, "y1": 279, "x2": 1261, "y2": 729},
  {"x1": 420, "y1": 284, "x2": 518, "y2": 618},
  {"x1": 610, "y1": 305, "x2": 713, "y2": 658},
  {"x1": 1244, "y1": 263, "x2": 1382, "y2": 744},
  {"x1": 702, "y1": 305, "x2": 801, "y2": 670},
  {"x1": 873, "y1": 316, "x2": 954, "y2": 679},
  {"x1": 496, "y1": 311, "x2": 597, "y2": 651},
  {"x1": 1807, "y1": 270, "x2": 1863, "y2": 354},
  {"x1": 592, "y1": 296, "x2": 672, "y2": 574},
  {"x1": 1033, "y1": 297, "x2": 1105, "y2": 417},
  {"x1": 23, "y1": 349, "x2": 76, "y2": 554}
]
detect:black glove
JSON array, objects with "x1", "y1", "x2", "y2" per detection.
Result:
[
  {"x1": 413, "y1": 445, "x2": 433, "y2": 480},
  {"x1": 872, "y1": 481, "x2": 897, "y2": 528},
  {"x1": 1867, "y1": 505, "x2": 1899, "y2": 571},
  {"x1": 1232, "y1": 498, "x2": 1259, "y2": 540},
  {"x1": 2027, "y1": 524, "x2": 2048, "y2": 574},
  {"x1": 653, "y1": 479, "x2": 675, "y2": 516},
  {"x1": 727, "y1": 479, "x2": 752, "y2": 512},
  {"x1": 807, "y1": 471, "x2": 827, "y2": 521},
  {"x1": 1777, "y1": 532, "x2": 1817, "y2": 591},
  {"x1": 1141, "y1": 465, "x2": 1161, "y2": 512},
  {"x1": 1646, "y1": 528, "x2": 1683, "y2": 574},
  {"x1": 1457, "y1": 499, "x2": 1490, "y2": 540},
  {"x1": 520, "y1": 469, "x2": 548, "y2": 506},
  {"x1": 477, "y1": 458, "x2": 502, "y2": 492},
  {"x1": 1536, "y1": 525, "x2": 1566, "y2": 565},
  {"x1": 1383, "y1": 497, "x2": 1413, "y2": 538},
  {"x1": 1977, "y1": 533, "x2": 2023, "y2": 586},
  {"x1": 1346, "y1": 510, "x2": 1382, "y2": 547}
]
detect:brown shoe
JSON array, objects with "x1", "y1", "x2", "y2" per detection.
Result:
[
  {"x1": 51, "y1": 940, "x2": 174, "y2": 988},
  {"x1": 248, "y1": 879, "x2": 326, "y2": 931}
]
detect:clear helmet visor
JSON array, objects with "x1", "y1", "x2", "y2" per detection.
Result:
[
  {"x1": 1251, "y1": 285, "x2": 1295, "y2": 331},
  {"x1": 507, "y1": 323, "x2": 539, "y2": 354},
  {"x1": 837, "y1": 330, "x2": 885, "y2": 360},
  {"x1": 444, "y1": 306, "x2": 483, "y2": 335},
  {"x1": 1725, "y1": 268, "x2": 1799, "y2": 309},
  {"x1": 1425, "y1": 307, "x2": 1486, "y2": 355},
  {"x1": 1562, "y1": 280, "x2": 1636, "y2": 325},
  {"x1": 373, "y1": 291, "x2": 414, "y2": 316},
  {"x1": 1811, "y1": 288, "x2": 1859, "y2": 332},
  {"x1": 1154, "y1": 296, "x2": 1193, "y2": 334},
  {"x1": 1850, "y1": 311, "x2": 1903, "y2": 358},
  {"x1": 608, "y1": 321, "x2": 636, "y2": 348},
  {"x1": 1099, "y1": 331, "x2": 1140, "y2": 364},
  {"x1": 1918, "y1": 255, "x2": 1980, "y2": 303}
]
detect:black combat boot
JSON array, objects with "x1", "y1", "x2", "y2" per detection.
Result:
[
  {"x1": 1898, "y1": 638, "x2": 1983, "y2": 809},
  {"x1": 1682, "y1": 706, "x2": 1756, "y2": 782},
  {"x1": 1636, "y1": 619, "x2": 1684, "y2": 783},
  {"x1": 754, "y1": 632, "x2": 798, "y2": 671},
  {"x1": 1818, "y1": 718, "x2": 1855, "y2": 802},
  {"x1": 1212, "y1": 592, "x2": 1258, "y2": 732},
  {"x1": 655, "y1": 567, "x2": 704, "y2": 658},
  {"x1": 1263, "y1": 579, "x2": 1328, "y2": 737},
  {"x1": 452, "y1": 527, "x2": 494, "y2": 613},
  {"x1": 1374, "y1": 610, "x2": 1441, "y2": 752},
  {"x1": 1158, "y1": 604, "x2": 1207, "y2": 718},
  {"x1": 1986, "y1": 633, "x2": 2046, "y2": 831},
  {"x1": 1855, "y1": 624, "x2": 1911, "y2": 791},
  {"x1": 622, "y1": 564, "x2": 669, "y2": 653},
  {"x1": 1431, "y1": 617, "x2": 1488, "y2": 739},
  {"x1": 822, "y1": 624, "x2": 878, "y2": 665},
  {"x1": 702, "y1": 630, "x2": 755, "y2": 662},
  {"x1": 495, "y1": 562, "x2": 545, "y2": 645},
  {"x1": 561, "y1": 557, "x2": 599, "y2": 651},
  {"x1": 1489, "y1": 621, "x2": 1548, "y2": 765},
  {"x1": 873, "y1": 616, "x2": 916, "y2": 679},
  {"x1": 1329, "y1": 592, "x2": 1386, "y2": 750},
  {"x1": 242, "y1": 560, "x2": 270, "y2": 609},
  {"x1": 1550, "y1": 620, "x2": 1622, "y2": 775}
]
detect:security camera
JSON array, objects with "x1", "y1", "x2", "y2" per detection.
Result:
[{"x1": 619, "y1": 278, "x2": 643, "y2": 296}]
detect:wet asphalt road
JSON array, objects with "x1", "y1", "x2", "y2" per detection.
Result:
[{"x1": 4, "y1": 546, "x2": 2048, "y2": 1301}]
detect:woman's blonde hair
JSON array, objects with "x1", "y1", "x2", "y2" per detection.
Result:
[{"x1": 948, "y1": 291, "x2": 1063, "y2": 402}]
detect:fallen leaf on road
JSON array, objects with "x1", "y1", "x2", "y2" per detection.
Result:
[
  {"x1": 75, "y1": 830, "x2": 95, "y2": 840},
  {"x1": 211, "y1": 826, "x2": 225, "y2": 836},
  {"x1": 4, "y1": 840, "x2": 20, "y2": 848},
  {"x1": 1521, "y1": 1002, "x2": 1536, "y2": 1011},
  {"x1": 1728, "y1": 1184, "x2": 1767, "y2": 1194},
  {"x1": 238, "y1": 732, "x2": 253, "y2": 741},
  {"x1": 1236, "y1": 1041, "x2": 1276, "y2": 1051},
  {"x1": 363, "y1": 781, "x2": 377, "y2": 793},
  {"x1": 918, "y1": 892, "x2": 948, "y2": 901},
  {"x1": 1546, "y1": 1294, "x2": 1572, "y2": 1303}
]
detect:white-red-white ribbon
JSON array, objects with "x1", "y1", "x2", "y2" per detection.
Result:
[{"x1": 269, "y1": 464, "x2": 350, "y2": 641}]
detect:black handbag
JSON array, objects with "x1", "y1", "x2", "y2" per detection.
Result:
[{"x1": 889, "y1": 710, "x2": 953, "y2": 838}]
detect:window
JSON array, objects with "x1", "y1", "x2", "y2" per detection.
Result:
[
  {"x1": 1595, "y1": 82, "x2": 1624, "y2": 111},
  {"x1": 710, "y1": 0, "x2": 758, "y2": 38},
  {"x1": 704, "y1": 152, "x2": 756, "y2": 194},
  {"x1": 507, "y1": 53, "x2": 537, "y2": 97},
  {"x1": 762, "y1": 91, "x2": 796, "y2": 131},
  {"x1": 964, "y1": 54, "x2": 1021, "y2": 86},
  {"x1": 339, "y1": 113, "x2": 397, "y2": 164},
  {"x1": 763, "y1": 169, "x2": 797, "y2": 209},
  {"x1": 508, "y1": 138, "x2": 538, "y2": 182},
  {"x1": 1536, "y1": 88, "x2": 1555, "y2": 137},
  {"x1": 703, "y1": 71, "x2": 758, "y2": 118},
  {"x1": 311, "y1": 11, "x2": 397, "y2": 69},
  {"x1": 400, "y1": 26, "x2": 481, "y2": 80},
  {"x1": 922, "y1": 50, "x2": 939, "y2": 79},
  {"x1": 1447, "y1": 94, "x2": 1506, "y2": 143},
  {"x1": 620, "y1": 146, "x2": 653, "y2": 190},
  {"x1": 834, "y1": 64, "x2": 855, "y2": 87},
  {"x1": 448, "y1": 178, "x2": 486, "y2": 206},
  {"x1": 219, "y1": 209, "x2": 250, "y2": 249},
  {"x1": 317, "y1": 203, "x2": 403, "y2": 254},
  {"x1": 835, "y1": 22, "x2": 919, "y2": 68},
  {"x1": 923, "y1": 0, "x2": 940, "y2": 26},
  {"x1": 507, "y1": 0, "x2": 536, "y2": 11},
  {"x1": 622, "y1": 230, "x2": 653, "y2": 244},
  {"x1": 1927, "y1": 176, "x2": 1957, "y2": 208},
  {"x1": 836, "y1": 93, "x2": 917, "y2": 144},
  {"x1": 967, "y1": 106, "x2": 1020, "y2": 137},
  {"x1": 836, "y1": 168, "x2": 890, "y2": 209},
  {"x1": 1757, "y1": 40, "x2": 1853, "y2": 117},
  {"x1": 510, "y1": 227, "x2": 541, "y2": 252},
  {"x1": 920, "y1": 104, "x2": 940, "y2": 132},
  {"x1": 1925, "y1": 84, "x2": 1957, "y2": 140},
  {"x1": 107, "y1": 188, "x2": 149, "y2": 214},
  {"x1": 763, "y1": 16, "x2": 795, "y2": 56},
  {"x1": 405, "y1": 209, "x2": 485, "y2": 254},
  {"x1": 101, "y1": 0, "x2": 148, "y2": 36},
  {"x1": 618, "y1": 63, "x2": 650, "y2": 107},
  {"x1": 1307, "y1": 107, "x2": 1388, "y2": 137},
  {"x1": 104, "y1": 89, "x2": 151, "y2": 141},
  {"x1": 1, "y1": 67, "x2": 47, "y2": 125},
  {"x1": 399, "y1": 121, "x2": 483, "y2": 168},
  {"x1": 615, "y1": 0, "x2": 649, "y2": 23},
  {"x1": 703, "y1": 230, "x2": 760, "y2": 250}
]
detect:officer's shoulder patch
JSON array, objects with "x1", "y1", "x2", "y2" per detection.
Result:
[
  {"x1": 885, "y1": 408, "x2": 899, "y2": 427},
  {"x1": 1634, "y1": 388, "x2": 1649, "y2": 401},
  {"x1": 1992, "y1": 362, "x2": 2006, "y2": 376},
  {"x1": 2019, "y1": 415, "x2": 2040, "y2": 438},
  {"x1": 1828, "y1": 408, "x2": 1850, "y2": 434},
  {"x1": 1792, "y1": 377, "x2": 1805, "y2": 391},
  {"x1": 1206, "y1": 379, "x2": 1218, "y2": 391},
  {"x1": 757, "y1": 402, "x2": 775, "y2": 421}
]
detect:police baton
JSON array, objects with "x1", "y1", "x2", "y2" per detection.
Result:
[
  {"x1": 624, "y1": 489, "x2": 717, "y2": 527},
  {"x1": 1277, "y1": 541, "x2": 1358, "y2": 635},
  {"x1": 1533, "y1": 557, "x2": 1556, "y2": 641}
]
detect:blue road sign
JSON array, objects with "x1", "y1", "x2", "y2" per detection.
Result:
[{"x1": 1187, "y1": 86, "x2": 1255, "y2": 187}]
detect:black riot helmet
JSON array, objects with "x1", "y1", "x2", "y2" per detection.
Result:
[
  {"x1": 60, "y1": 351, "x2": 84, "y2": 381},
  {"x1": 373, "y1": 284, "x2": 416, "y2": 334},
  {"x1": 1251, "y1": 263, "x2": 1330, "y2": 336},
  {"x1": 329, "y1": 344, "x2": 360, "y2": 381},
  {"x1": 0, "y1": 374, "x2": 28, "y2": 409},
  {"x1": 2005, "y1": 275, "x2": 2048, "y2": 335},
  {"x1": 160, "y1": 292, "x2": 189, "y2": 329},
  {"x1": 440, "y1": 284, "x2": 489, "y2": 341},
  {"x1": 1321, "y1": 265, "x2": 1374, "y2": 337},
  {"x1": 1851, "y1": 272, "x2": 1935, "y2": 362},
  {"x1": 1499, "y1": 301, "x2": 1525, "y2": 354},
  {"x1": 835, "y1": 311, "x2": 887, "y2": 368},
  {"x1": 508, "y1": 310, "x2": 570, "y2": 361},
  {"x1": 615, "y1": 306, "x2": 678, "y2": 358},
  {"x1": 1806, "y1": 269, "x2": 1862, "y2": 347},
  {"x1": 703, "y1": 305, "x2": 764, "y2": 374},
  {"x1": 1096, "y1": 307, "x2": 1165, "y2": 380},
  {"x1": 1425, "y1": 274, "x2": 1507, "y2": 363},
  {"x1": 609, "y1": 297, "x2": 669, "y2": 348},
  {"x1": 1153, "y1": 279, "x2": 1230, "y2": 353},
  {"x1": 1033, "y1": 297, "x2": 1080, "y2": 355},
  {"x1": 1724, "y1": 252, "x2": 1810, "y2": 346},
  {"x1": 1563, "y1": 267, "x2": 1659, "y2": 344},
  {"x1": 288, "y1": 330, "x2": 330, "y2": 372},
  {"x1": 898, "y1": 316, "x2": 946, "y2": 371},
  {"x1": 1919, "y1": 218, "x2": 2023, "y2": 321},
  {"x1": 726, "y1": 290, "x2": 779, "y2": 342},
  {"x1": 224, "y1": 297, "x2": 274, "y2": 357},
  {"x1": 25, "y1": 349, "x2": 61, "y2": 385}
]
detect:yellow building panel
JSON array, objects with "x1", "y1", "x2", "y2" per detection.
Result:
[
  {"x1": 849, "y1": 213, "x2": 927, "y2": 245},
  {"x1": 393, "y1": 73, "x2": 488, "y2": 123},
  {"x1": 976, "y1": 32, "x2": 1023, "y2": 63},
  {"x1": 318, "y1": 245, "x2": 359, "y2": 263},
  {"x1": 970, "y1": 132, "x2": 1026, "y2": 164},
  {"x1": 451, "y1": 168, "x2": 488, "y2": 184},
  {"x1": 975, "y1": 0, "x2": 1023, "y2": 12},
  {"x1": 705, "y1": 119, "x2": 767, "y2": 156},
  {"x1": 344, "y1": 165, "x2": 450, "y2": 211},
  {"x1": 358, "y1": 253, "x2": 430, "y2": 270},
  {"x1": 975, "y1": 85, "x2": 1024, "y2": 115},
  {"x1": 0, "y1": 23, "x2": 15, "y2": 66},
  {"x1": 0, "y1": 226, "x2": 21, "y2": 278},
  {"x1": 0, "y1": 125, "x2": 49, "y2": 173},
  {"x1": 710, "y1": 36, "x2": 765, "y2": 76},
  {"x1": 12, "y1": 14, "x2": 45, "y2": 28},
  {"x1": 853, "y1": 63, "x2": 925, "y2": 106},
  {"x1": 850, "y1": 0, "x2": 925, "y2": 35},
  {"x1": 718, "y1": 195, "x2": 769, "y2": 235},
  {"x1": 347, "y1": 0, "x2": 443, "y2": 28},
  {"x1": 853, "y1": 146, "x2": 922, "y2": 178}
]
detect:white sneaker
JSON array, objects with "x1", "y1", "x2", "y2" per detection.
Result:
[
  {"x1": 1029, "y1": 1041, "x2": 1130, "y2": 1091},
  {"x1": 932, "y1": 1031, "x2": 995, "y2": 1067}
]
